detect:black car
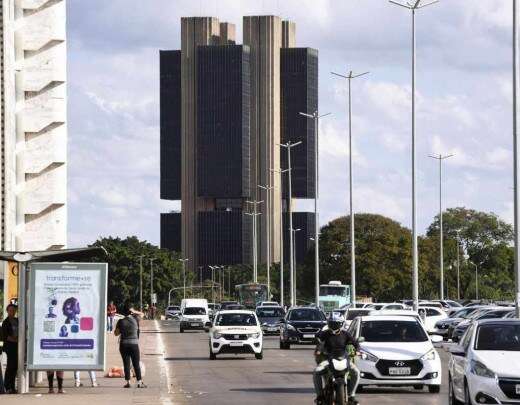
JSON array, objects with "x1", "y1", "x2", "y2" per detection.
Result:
[
  {"x1": 256, "y1": 306, "x2": 286, "y2": 335},
  {"x1": 279, "y1": 307, "x2": 327, "y2": 349},
  {"x1": 451, "y1": 308, "x2": 514, "y2": 342}
]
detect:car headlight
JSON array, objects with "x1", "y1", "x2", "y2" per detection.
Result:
[
  {"x1": 213, "y1": 332, "x2": 222, "y2": 339},
  {"x1": 470, "y1": 360, "x2": 496, "y2": 379},
  {"x1": 249, "y1": 332, "x2": 261, "y2": 339},
  {"x1": 420, "y1": 349, "x2": 437, "y2": 361},
  {"x1": 287, "y1": 324, "x2": 296, "y2": 331},
  {"x1": 359, "y1": 350, "x2": 378, "y2": 363}
]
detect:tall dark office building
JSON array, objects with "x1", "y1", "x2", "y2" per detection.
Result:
[{"x1": 160, "y1": 16, "x2": 318, "y2": 270}]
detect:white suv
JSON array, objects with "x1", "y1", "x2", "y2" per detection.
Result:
[
  {"x1": 349, "y1": 315, "x2": 443, "y2": 392},
  {"x1": 448, "y1": 319, "x2": 520, "y2": 405},
  {"x1": 208, "y1": 310, "x2": 263, "y2": 360}
]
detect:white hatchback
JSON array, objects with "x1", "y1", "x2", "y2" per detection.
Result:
[
  {"x1": 208, "y1": 310, "x2": 263, "y2": 360},
  {"x1": 448, "y1": 319, "x2": 520, "y2": 405},
  {"x1": 349, "y1": 315, "x2": 443, "y2": 392}
]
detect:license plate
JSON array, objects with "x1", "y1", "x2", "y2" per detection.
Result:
[
  {"x1": 268, "y1": 327, "x2": 278, "y2": 332},
  {"x1": 229, "y1": 342, "x2": 243, "y2": 347},
  {"x1": 516, "y1": 384, "x2": 520, "y2": 394},
  {"x1": 303, "y1": 334, "x2": 315, "y2": 339},
  {"x1": 389, "y1": 367, "x2": 411, "y2": 376},
  {"x1": 190, "y1": 323, "x2": 200, "y2": 327}
]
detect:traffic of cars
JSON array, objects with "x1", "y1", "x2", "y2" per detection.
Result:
[{"x1": 169, "y1": 296, "x2": 520, "y2": 402}]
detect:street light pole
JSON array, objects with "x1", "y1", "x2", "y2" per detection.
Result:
[
  {"x1": 138, "y1": 255, "x2": 145, "y2": 311},
  {"x1": 270, "y1": 167, "x2": 289, "y2": 307},
  {"x1": 390, "y1": 0, "x2": 439, "y2": 312},
  {"x1": 259, "y1": 184, "x2": 274, "y2": 299},
  {"x1": 279, "y1": 142, "x2": 302, "y2": 307},
  {"x1": 179, "y1": 258, "x2": 189, "y2": 300},
  {"x1": 514, "y1": 0, "x2": 520, "y2": 318},
  {"x1": 149, "y1": 258, "x2": 157, "y2": 308},
  {"x1": 292, "y1": 228, "x2": 302, "y2": 304},
  {"x1": 331, "y1": 70, "x2": 369, "y2": 307},
  {"x1": 245, "y1": 200, "x2": 263, "y2": 283},
  {"x1": 429, "y1": 153, "x2": 453, "y2": 300},
  {"x1": 299, "y1": 111, "x2": 331, "y2": 306},
  {"x1": 456, "y1": 230, "x2": 461, "y2": 300}
]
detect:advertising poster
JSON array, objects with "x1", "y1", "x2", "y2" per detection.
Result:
[
  {"x1": 4, "y1": 261, "x2": 19, "y2": 307},
  {"x1": 28, "y1": 263, "x2": 107, "y2": 371}
]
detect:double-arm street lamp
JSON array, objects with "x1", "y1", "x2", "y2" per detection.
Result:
[
  {"x1": 299, "y1": 111, "x2": 331, "y2": 307},
  {"x1": 331, "y1": 70, "x2": 369, "y2": 307},
  {"x1": 245, "y1": 200, "x2": 263, "y2": 283},
  {"x1": 389, "y1": 0, "x2": 439, "y2": 311},
  {"x1": 259, "y1": 184, "x2": 274, "y2": 299}
]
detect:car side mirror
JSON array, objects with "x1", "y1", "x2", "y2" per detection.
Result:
[
  {"x1": 449, "y1": 346, "x2": 466, "y2": 357},
  {"x1": 430, "y1": 334, "x2": 443, "y2": 344},
  {"x1": 279, "y1": 318, "x2": 286, "y2": 323},
  {"x1": 357, "y1": 337, "x2": 365, "y2": 343},
  {"x1": 205, "y1": 321, "x2": 212, "y2": 329}
]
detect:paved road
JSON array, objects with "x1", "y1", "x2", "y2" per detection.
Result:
[{"x1": 158, "y1": 320, "x2": 449, "y2": 405}]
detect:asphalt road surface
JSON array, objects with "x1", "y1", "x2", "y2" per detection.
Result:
[{"x1": 158, "y1": 320, "x2": 449, "y2": 405}]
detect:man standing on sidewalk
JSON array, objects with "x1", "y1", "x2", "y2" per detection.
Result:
[
  {"x1": 1, "y1": 304, "x2": 18, "y2": 394},
  {"x1": 107, "y1": 301, "x2": 117, "y2": 333}
]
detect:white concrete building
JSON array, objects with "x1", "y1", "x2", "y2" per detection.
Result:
[{"x1": 1, "y1": 0, "x2": 67, "y2": 251}]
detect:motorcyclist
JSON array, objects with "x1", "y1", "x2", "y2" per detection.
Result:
[{"x1": 313, "y1": 312, "x2": 360, "y2": 405}]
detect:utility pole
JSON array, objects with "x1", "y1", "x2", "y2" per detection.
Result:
[
  {"x1": 299, "y1": 111, "x2": 331, "y2": 307},
  {"x1": 259, "y1": 184, "x2": 274, "y2": 299},
  {"x1": 429, "y1": 153, "x2": 453, "y2": 300},
  {"x1": 245, "y1": 200, "x2": 263, "y2": 283},
  {"x1": 279, "y1": 142, "x2": 301, "y2": 307},
  {"x1": 149, "y1": 258, "x2": 157, "y2": 308},
  {"x1": 292, "y1": 228, "x2": 301, "y2": 304},
  {"x1": 270, "y1": 167, "x2": 289, "y2": 307},
  {"x1": 390, "y1": 0, "x2": 439, "y2": 312},
  {"x1": 179, "y1": 258, "x2": 189, "y2": 300},
  {"x1": 331, "y1": 70, "x2": 369, "y2": 307},
  {"x1": 514, "y1": 0, "x2": 520, "y2": 318}
]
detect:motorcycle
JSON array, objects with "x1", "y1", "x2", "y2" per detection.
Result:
[{"x1": 317, "y1": 355, "x2": 350, "y2": 405}]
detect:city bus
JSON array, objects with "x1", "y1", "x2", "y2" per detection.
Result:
[
  {"x1": 235, "y1": 283, "x2": 269, "y2": 309},
  {"x1": 318, "y1": 281, "x2": 351, "y2": 313}
]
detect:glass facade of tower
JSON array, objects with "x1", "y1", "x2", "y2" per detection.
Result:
[
  {"x1": 197, "y1": 45, "x2": 251, "y2": 198},
  {"x1": 160, "y1": 50, "x2": 182, "y2": 200},
  {"x1": 281, "y1": 47, "x2": 318, "y2": 199}
]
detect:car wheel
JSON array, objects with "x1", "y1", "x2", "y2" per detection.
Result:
[
  {"x1": 180, "y1": 327, "x2": 184, "y2": 333},
  {"x1": 413, "y1": 385, "x2": 424, "y2": 390},
  {"x1": 255, "y1": 351, "x2": 263, "y2": 360},
  {"x1": 209, "y1": 351, "x2": 216, "y2": 360},
  {"x1": 428, "y1": 385, "x2": 440, "y2": 394},
  {"x1": 279, "y1": 341, "x2": 289, "y2": 350},
  {"x1": 356, "y1": 385, "x2": 364, "y2": 393},
  {"x1": 449, "y1": 376, "x2": 462, "y2": 405}
]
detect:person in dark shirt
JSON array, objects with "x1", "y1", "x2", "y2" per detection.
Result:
[
  {"x1": 114, "y1": 305, "x2": 146, "y2": 388},
  {"x1": 1, "y1": 304, "x2": 18, "y2": 394},
  {"x1": 313, "y1": 312, "x2": 360, "y2": 405}
]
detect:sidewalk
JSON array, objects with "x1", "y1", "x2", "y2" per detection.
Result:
[{"x1": 4, "y1": 320, "x2": 183, "y2": 405}]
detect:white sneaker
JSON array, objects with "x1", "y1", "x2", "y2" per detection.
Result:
[
  {"x1": 74, "y1": 380, "x2": 81, "y2": 388},
  {"x1": 91, "y1": 381, "x2": 98, "y2": 388}
]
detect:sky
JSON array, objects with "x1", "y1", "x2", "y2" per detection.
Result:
[{"x1": 67, "y1": 0, "x2": 514, "y2": 247}]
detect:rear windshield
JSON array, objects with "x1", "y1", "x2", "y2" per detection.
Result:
[
  {"x1": 346, "y1": 310, "x2": 371, "y2": 320},
  {"x1": 476, "y1": 324, "x2": 520, "y2": 351},
  {"x1": 288, "y1": 309, "x2": 326, "y2": 321},
  {"x1": 256, "y1": 307, "x2": 285, "y2": 318},
  {"x1": 167, "y1": 306, "x2": 180, "y2": 311},
  {"x1": 215, "y1": 313, "x2": 257, "y2": 327},
  {"x1": 184, "y1": 307, "x2": 206, "y2": 315},
  {"x1": 360, "y1": 321, "x2": 428, "y2": 343}
]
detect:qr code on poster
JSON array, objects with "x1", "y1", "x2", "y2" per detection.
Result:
[{"x1": 43, "y1": 320, "x2": 55, "y2": 333}]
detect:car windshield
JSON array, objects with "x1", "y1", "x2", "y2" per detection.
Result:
[
  {"x1": 477, "y1": 310, "x2": 513, "y2": 320},
  {"x1": 476, "y1": 324, "x2": 520, "y2": 351},
  {"x1": 289, "y1": 309, "x2": 326, "y2": 321},
  {"x1": 167, "y1": 306, "x2": 179, "y2": 311},
  {"x1": 256, "y1": 307, "x2": 285, "y2": 318},
  {"x1": 360, "y1": 320, "x2": 428, "y2": 343},
  {"x1": 320, "y1": 286, "x2": 348, "y2": 297},
  {"x1": 368, "y1": 304, "x2": 384, "y2": 310},
  {"x1": 215, "y1": 313, "x2": 257, "y2": 326},
  {"x1": 447, "y1": 301, "x2": 462, "y2": 307},
  {"x1": 184, "y1": 307, "x2": 206, "y2": 315},
  {"x1": 346, "y1": 310, "x2": 371, "y2": 320}
]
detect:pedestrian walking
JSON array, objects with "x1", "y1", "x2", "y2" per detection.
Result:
[
  {"x1": 1, "y1": 304, "x2": 18, "y2": 394},
  {"x1": 47, "y1": 371, "x2": 65, "y2": 394},
  {"x1": 114, "y1": 305, "x2": 146, "y2": 388},
  {"x1": 0, "y1": 341, "x2": 5, "y2": 394},
  {"x1": 74, "y1": 370, "x2": 98, "y2": 387},
  {"x1": 107, "y1": 301, "x2": 117, "y2": 332}
]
